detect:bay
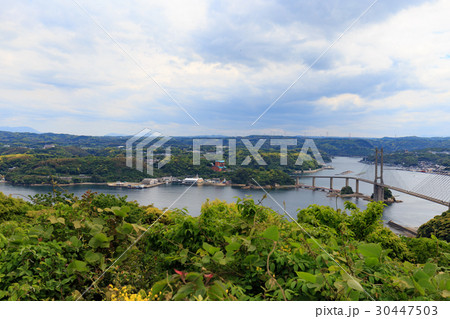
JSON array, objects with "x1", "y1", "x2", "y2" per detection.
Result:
[{"x1": 0, "y1": 157, "x2": 446, "y2": 229}]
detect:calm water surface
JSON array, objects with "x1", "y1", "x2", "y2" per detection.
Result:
[{"x1": 0, "y1": 157, "x2": 446, "y2": 228}]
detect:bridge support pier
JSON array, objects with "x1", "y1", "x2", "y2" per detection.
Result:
[
  {"x1": 355, "y1": 179, "x2": 359, "y2": 193},
  {"x1": 373, "y1": 184, "x2": 384, "y2": 202},
  {"x1": 312, "y1": 177, "x2": 316, "y2": 188},
  {"x1": 373, "y1": 148, "x2": 385, "y2": 202},
  {"x1": 296, "y1": 176, "x2": 299, "y2": 186},
  {"x1": 345, "y1": 178, "x2": 349, "y2": 187},
  {"x1": 330, "y1": 177, "x2": 333, "y2": 191}
]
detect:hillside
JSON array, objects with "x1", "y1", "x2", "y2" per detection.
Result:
[
  {"x1": 0, "y1": 192, "x2": 448, "y2": 301},
  {"x1": 1, "y1": 131, "x2": 449, "y2": 155}
]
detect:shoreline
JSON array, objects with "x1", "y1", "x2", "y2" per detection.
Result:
[
  {"x1": 293, "y1": 167, "x2": 325, "y2": 174},
  {"x1": 28, "y1": 182, "x2": 108, "y2": 187},
  {"x1": 0, "y1": 180, "x2": 429, "y2": 237},
  {"x1": 360, "y1": 160, "x2": 449, "y2": 175}
]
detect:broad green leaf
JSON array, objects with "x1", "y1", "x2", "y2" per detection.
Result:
[
  {"x1": 72, "y1": 220, "x2": 82, "y2": 229},
  {"x1": 347, "y1": 278, "x2": 364, "y2": 292},
  {"x1": 357, "y1": 243, "x2": 382, "y2": 259},
  {"x1": 9, "y1": 233, "x2": 26, "y2": 244},
  {"x1": 208, "y1": 282, "x2": 226, "y2": 300},
  {"x1": 296, "y1": 271, "x2": 316, "y2": 283},
  {"x1": 417, "y1": 278, "x2": 434, "y2": 291},
  {"x1": 88, "y1": 223, "x2": 103, "y2": 236},
  {"x1": 111, "y1": 206, "x2": 129, "y2": 218},
  {"x1": 243, "y1": 254, "x2": 258, "y2": 265},
  {"x1": 349, "y1": 290, "x2": 360, "y2": 301},
  {"x1": 413, "y1": 279, "x2": 426, "y2": 296},
  {"x1": 202, "y1": 242, "x2": 220, "y2": 255},
  {"x1": 151, "y1": 280, "x2": 167, "y2": 295},
  {"x1": 0, "y1": 234, "x2": 6, "y2": 248},
  {"x1": 225, "y1": 242, "x2": 241, "y2": 253},
  {"x1": 201, "y1": 255, "x2": 210, "y2": 264},
  {"x1": 307, "y1": 238, "x2": 321, "y2": 250},
  {"x1": 28, "y1": 225, "x2": 44, "y2": 238},
  {"x1": 44, "y1": 226, "x2": 53, "y2": 239},
  {"x1": 67, "y1": 260, "x2": 88, "y2": 274},
  {"x1": 173, "y1": 283, "x2": 195, "y2": 301},
  {"x1": 88, "y1": 233, "x2": 112, "y2": 249},
  {"x1": 84, "y1": 251, "x2": 102, "y2": 264},
  {"x1": 180, "y1": 249, "x2": 188, "y2": 257},
  {"x1": 116, "y1": 222, "x2": 133, "y2": 235},
  {"x1": 92, "y1": 217, "x2": 105, "y2": 226},
  {"x1": 48, "y1": 216, "x2": 57, "y2": 224},
  {"x1": 69, "y1": 236, "x2": 82, "y2": 249},
  {"x1": 213, "y1": 251, "x2": 224, "y2": 261},
  {"x1": 423, "y1": 263, "x2": 437, "y2": 277},
  {"x1": 364, "y1": 257, "x2": 379, "y2": 267},
  {"x1": 289, "y1": 241, "x2": 301, "y2": 248},
  {"x1": 262, "y1": 225, "x2": 279, "y2": 241},
  {"x1": 186, "y1": 272, "x2": 202, "y2": 282},
  {"x1": 413, "y1": 270, "x2": 430, "y2": 282}
]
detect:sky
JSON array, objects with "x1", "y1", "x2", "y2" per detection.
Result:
[{"x1": 0, "y1": 0, "x2": 449, "y2": 137}]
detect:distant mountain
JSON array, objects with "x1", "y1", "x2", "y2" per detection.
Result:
[
  {"x1": 104, "y1": 133, "x2": 127, "y2": 137},
  {"x1": 186, "y1": 135, "x2": 228, "y2": 138},
  {"x1": 0, "y1": 126, "x2": 40, "y2": 133},
  {"x1": 0, "y1": 130, "x2": 448, "y2": 155}
]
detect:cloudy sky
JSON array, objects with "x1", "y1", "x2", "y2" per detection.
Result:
[{"x1": 1, "y1": 0, "x2": 449, "y2": 137}]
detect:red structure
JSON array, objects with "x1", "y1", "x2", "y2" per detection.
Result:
[{"x1": 212, "y1": 160, "x2": 226, "y2": 172}]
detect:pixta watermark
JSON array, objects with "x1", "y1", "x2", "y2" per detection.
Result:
[
  {"x1": 126, "y1": 129, "x2": 325, "y2": 175},
  {"x1": 126, "y1": 128, "x2": 172, "y2": 175}
]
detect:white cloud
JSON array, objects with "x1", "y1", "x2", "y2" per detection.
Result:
[
  {"x1": 0, "y1": 0, "x2": 448, "y2": 137},
  {"x1": 316, "y1": 93, "x2": 365, "y2": 111}
]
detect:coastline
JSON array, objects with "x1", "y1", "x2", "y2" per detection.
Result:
[
  {"x1": 293, "y1": 167, "x2": 325, "y2": 174},
  {"x1": 27, "y1": 182, "x2": 108, "y2": 187},
  {"x1": 360, "y1": 160, "x2": 449, "y2": 175}
]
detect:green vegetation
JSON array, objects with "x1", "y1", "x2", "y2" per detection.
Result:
[
  {"x1": 1, "y1": 131, "x2": 449, "y2": 186},
  {"x1": 418, "y1": 211, "x2": 450, "y2": 242},
  {"x1": 0, "y1": 191, "x2": 448, "y2": 301},
  {"x1": 384, "y1": 187, "x2": 394, "y2": 200},
  {"x1": 228, "y1": 168, "x2": 294, "y2": 185},
  {"x1": 0, "y1": 141, "x2": 321, "y2": 186},
  {"x1": 364, "y1": 149, "x2": 450, "y2": 170},
  {"x1": 370, "y1": 187, "x2": 394, "y2": 201},
  {"x1": 1, "y1": 155, "x2": 148, "y2": 185},
  {"x1": 340, "y1": 186, "x2": 354, "y2": 195}
]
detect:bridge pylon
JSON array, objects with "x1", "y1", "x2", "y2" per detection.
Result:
[{"x1": 373, "y1": 148, "x2": 384, "y2": 201}]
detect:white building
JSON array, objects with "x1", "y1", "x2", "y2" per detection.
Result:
[{"x1": 142, "y1": 178, "x2": 159, "y2": 185}]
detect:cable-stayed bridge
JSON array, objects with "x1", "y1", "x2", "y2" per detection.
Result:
[{"x1": 296, "y1": 149, "x2": 450, "y2": 209}]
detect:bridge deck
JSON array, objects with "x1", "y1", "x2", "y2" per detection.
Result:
[{"x1": 297, "y1": 175, "x2": 449, "y2": 207}]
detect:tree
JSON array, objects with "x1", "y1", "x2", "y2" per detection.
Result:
[
  {"x1": 417, "y1": 210, "x2": 450, "y2": 242},
  {"x1": 384, "y1": 187, "x2": 393, "y2": 200},
  {"x1": 340, "y1": 186, "x2": 354, "y2": 195}
]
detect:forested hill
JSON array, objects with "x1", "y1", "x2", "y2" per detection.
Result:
[
  {"x1": 1, "y1": 131, "x2": 449, "y2": 156},
  {"x1": 0, "y1": 131, "x2": 128, "y2": 149}
]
